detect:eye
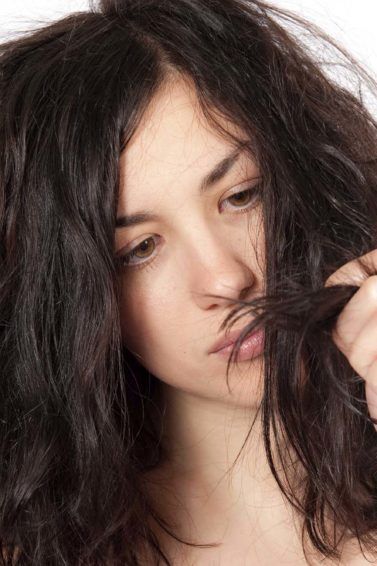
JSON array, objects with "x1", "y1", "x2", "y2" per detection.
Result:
[
  {"x1": 116, "y1": 181, "x2": 262, "y2": 271},
  {"x1": 219, "y1": 183, "x2": 260, "y2": 214},
  {"x1": 116, "y1": 236, "x2": 160, "y2": 270}
]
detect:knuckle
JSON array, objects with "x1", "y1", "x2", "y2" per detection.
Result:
[
  {"x1": 347, "y1": 344, "x2": 360, "y2": 370},
  {"x1": 331, "y1": 325, "x2": 347, "y2": 354},
  {"x1": 361, "y1": 275, "x2": 377, "y2": 301}
]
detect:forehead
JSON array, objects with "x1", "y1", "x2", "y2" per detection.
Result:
[{"x1": 118, "y1": 77, "x2": 254, "y2": 205}]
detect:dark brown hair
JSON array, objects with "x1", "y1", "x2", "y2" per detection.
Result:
[{"x1": 0, "y1": 0, "x2": 376, "y2": 563}]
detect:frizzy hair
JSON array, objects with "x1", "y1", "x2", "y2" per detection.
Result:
[{"x1": 0, "y1": 0, "x2": 376, "y2": 563}]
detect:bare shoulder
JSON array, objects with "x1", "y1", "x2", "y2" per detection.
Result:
[
  {"x1": 346, "y1": 554, "x2": 377, "y2": 565},
  {"x1": 341, "y1": 540, "x2": 377, "y2": 565},
  {"x1": 347, "y1": 552, "x2": 377, "y2": 565}
]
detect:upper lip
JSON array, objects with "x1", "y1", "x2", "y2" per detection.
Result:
[{"x1": 208, "y1": 326, "x2": 258, "y2": 354}]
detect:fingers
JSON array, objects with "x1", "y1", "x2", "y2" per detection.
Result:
[
  {"x1": 326, "y1": 276, "x2": 377, "y2": 358},
  {"x1": 330, "y1": 278, "x2": 377, "y2": 430},
  {"x1": 323, "y1": 250, "x2": 377, "y2": 431},
  {"x1": 342, "y1": 292, "x2": 377, "y2": 378},
  {"x1": 324, "y1": 249, "x2": 377, "y2": 289},
  {"x1": 365, "y1": 373, "x2": 377, "y2": 427}
]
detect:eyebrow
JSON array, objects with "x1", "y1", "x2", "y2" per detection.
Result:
[{"x1": 115, "y1": 147, "x2": 243, "y2": 229}]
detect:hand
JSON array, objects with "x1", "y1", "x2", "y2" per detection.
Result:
[{"x1": 324, "y1": 250, "x2": 377, "y2": 432}]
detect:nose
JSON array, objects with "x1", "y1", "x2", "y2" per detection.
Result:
[{"x1": 189, "y1": 234, "x2": 257, "y2": 311}]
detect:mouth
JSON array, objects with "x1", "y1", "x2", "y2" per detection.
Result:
[{"x1": 209, "y1": 328, "x2": 265, "y2": 362}]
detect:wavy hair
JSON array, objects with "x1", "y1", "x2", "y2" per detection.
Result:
[{"x1": 0, "y1": 0, "x2": 376, "y2": 563}]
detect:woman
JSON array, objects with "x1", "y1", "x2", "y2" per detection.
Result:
[{"x1": 0, "y1": 0, "x2": 376, "y2": 564}]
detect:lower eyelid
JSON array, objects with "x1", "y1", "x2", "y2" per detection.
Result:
[
  {"x1": 117, "y1": 236, "x2": 161, "y2": 269},
  {"x1": 220, "y1": 185, "x2": 260, "y2": 212}
]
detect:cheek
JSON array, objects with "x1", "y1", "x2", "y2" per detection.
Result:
[
  {"x1": 119, "y1": 284, "x2": 154, "y2": 349},
  {"x1": 118, "y1": 275, "x2": 178, "y2": 358}
]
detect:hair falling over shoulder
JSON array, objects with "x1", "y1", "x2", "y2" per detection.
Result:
[{"x1": 0, "y1": 0, "x2": 376, "y2": 563}]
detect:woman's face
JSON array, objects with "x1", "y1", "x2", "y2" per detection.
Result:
[{"x1": 115, "y1": 77, "x2": 265, "y2": 407}]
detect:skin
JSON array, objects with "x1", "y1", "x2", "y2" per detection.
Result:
[
  {"x1": 325, "y1": 251, "x2": 377, "y2": 431},
  {"x1": 115, "y1": 75, "x2": 377, "y2": 564}
]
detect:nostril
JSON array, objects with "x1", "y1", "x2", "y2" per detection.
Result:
[{"x1": 239, "y1": 285, "x2": 254, "y2": 301}]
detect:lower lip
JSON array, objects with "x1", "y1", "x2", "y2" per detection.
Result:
[{"x1": 212, "y1": 329, "x2": 265, "y2": 361}]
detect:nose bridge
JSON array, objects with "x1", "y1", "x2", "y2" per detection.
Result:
[{"x1": 181, "y1": 219, "x2": 256, "y2": 307}]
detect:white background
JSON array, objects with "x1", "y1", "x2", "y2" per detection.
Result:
[
  {"x1": 0, "y1": 1, "x2": 376, "y2": 68},
  {"x1": 1, "y1": 1, "x2": 376, "y2": 74},
  {"x1": 1, "y1": 1, "x2": 377, "y2": 113}
]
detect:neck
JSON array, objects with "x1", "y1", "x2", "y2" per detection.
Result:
[{"x1": 142, "y1": 380, "x2": 320, "y2": 563}]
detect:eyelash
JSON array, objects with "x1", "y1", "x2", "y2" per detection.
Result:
[{"x1": 116, "y1": 183, "x2": 261, "y2": 272}]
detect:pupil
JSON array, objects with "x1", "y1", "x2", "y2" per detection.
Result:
[
  {"x1": 137, "y1": 238, "x2": 153, "y2": 257},
  {"x1": 232, "y1": 190, "x2": 249, "y2": 204}
]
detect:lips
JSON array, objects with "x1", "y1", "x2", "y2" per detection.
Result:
[{"x1": 208, "y1": 326, "x2": 260, "y2": 354}]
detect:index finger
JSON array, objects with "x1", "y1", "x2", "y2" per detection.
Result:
[{"x1": 324, "y1": 249, "x2": 377, "y2": 288}]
